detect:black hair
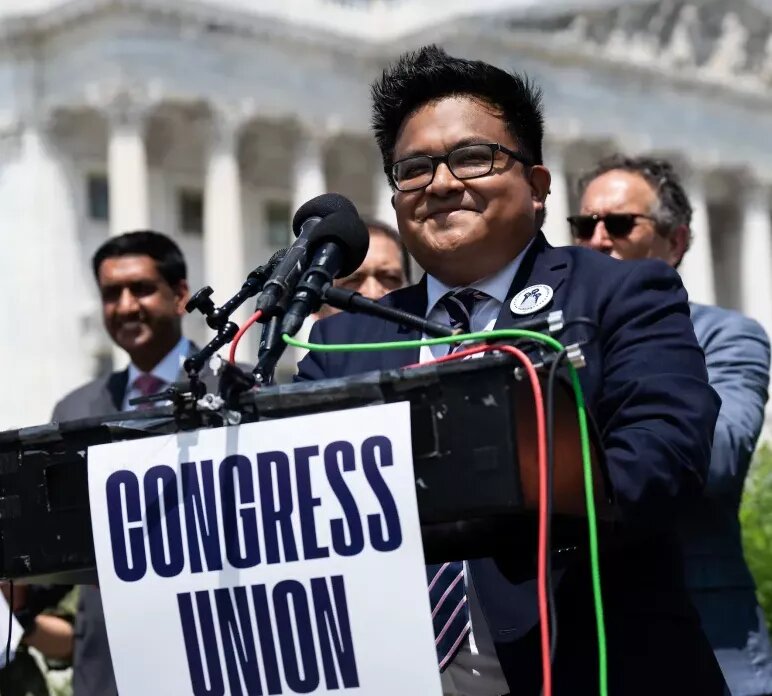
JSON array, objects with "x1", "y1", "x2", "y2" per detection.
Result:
[
  {"x1": 92, "y1": 230, "x2": 187, "y2": 286},
  {"x1": 578, "y1": 155, "x2": 693, "y2": 256},
  {"x1": 360, "y1": 216, "x2": 412, "y2": 283},
  {"x1": 371, "y1": 44, "x2": 545, "y2": 183}
]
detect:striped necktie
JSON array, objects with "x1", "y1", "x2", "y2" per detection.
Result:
[
  {"x1": 132, "y1": 373, "x2": 166, "y2": 410},
  {"x1": 427, "y1": 561, "x2": 470, "y2": 671},
  {"x1": 437, "y1": 288, "x2": 489, "y2": 354},
  {"x1": 424, "y1": 289, "x2": 488, "y2": 668}
]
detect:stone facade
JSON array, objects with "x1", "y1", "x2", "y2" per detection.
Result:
[{"x1": 0, "y1": 0, "x2": 770, "y2": 428}]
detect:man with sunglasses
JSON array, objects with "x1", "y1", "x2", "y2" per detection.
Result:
[
  {"x1": 298, "y1": 46, "x2": 726, "y2": 694},
  {"x1": 574, "y1": 154, "x2": 772, "y2": 696}
]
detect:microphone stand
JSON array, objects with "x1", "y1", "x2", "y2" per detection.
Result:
[{"x1": 183, "y1": 254, "x2": 285, "y2": 405}]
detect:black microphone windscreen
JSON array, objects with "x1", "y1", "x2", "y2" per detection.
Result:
[
  {"x1": 291, "y1": 193, "x2": 357, "y2": 236},
  {"x1": 311, "y1": 210, "x2": 370, "y2": 277},
  {"x1": 268, "y1": 247, "x2": 287, "y2": 266}
]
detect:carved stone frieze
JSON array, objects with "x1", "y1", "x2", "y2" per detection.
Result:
[{"x1": 506, "y1": 0, "x2": 772, "y2": 94}]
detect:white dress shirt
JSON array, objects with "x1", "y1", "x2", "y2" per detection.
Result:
[
  {"x1": 421, "y1": 243, "x2": 533, "y2": 696},
  {"x1": 123, "y1": 337, "x2": 191, "y2": 411}
]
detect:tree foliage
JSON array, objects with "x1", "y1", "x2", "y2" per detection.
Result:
[{"x1": 741, "y1": 442, "x2": 772, "y2": 628}]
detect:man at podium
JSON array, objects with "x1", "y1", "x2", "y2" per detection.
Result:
[{"x1": 297, "y1": 46, "x2": 728, "y2": 694}]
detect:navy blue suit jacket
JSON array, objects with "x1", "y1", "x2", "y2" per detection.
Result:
[{"x1": 297, "y1": 233, "x2": 727, "y2": 695}]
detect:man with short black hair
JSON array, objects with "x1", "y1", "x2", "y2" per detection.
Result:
[
  {"x1": 574, "y1": 154, "x2": 772, "y2": 695},
  {"x1": 53, "y1": 230, "x2": 217, "y2": 696},
  {"x1": 298, "y1": 45, "x2": 726, "y2": 694}
]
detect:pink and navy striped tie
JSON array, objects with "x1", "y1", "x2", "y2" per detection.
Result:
[
  {"x1": 438, "y1": 288, "x2": 489, "y2": 355},
  {"x1": 427, "y1": 561, "x2": 470, "y2": 671},
  {"x1": 425, "y1": 289, "x2": 486, "y2": 670}
]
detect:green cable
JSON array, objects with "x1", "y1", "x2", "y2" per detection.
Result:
[{"x1": 284, "y1": 329, "x2": 608, "y2": 695}]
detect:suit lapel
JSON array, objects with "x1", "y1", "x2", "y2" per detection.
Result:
[
  {"x1": 494, "y1": 232, "x2": 571, "y2": 332},
  {"x1": 372, "y1": 279, "x2": 427, "y2": 371},
  {"x1": 103, "y1": 370, "x2": 129, "y2": 413}
]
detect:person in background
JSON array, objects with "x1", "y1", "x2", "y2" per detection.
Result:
[
  {"x1": 573, "y1": 153, "x2": 772, "y2": 696},
  {"x1": 317, "y1": 217, "x2": 410, "y2": 318},
  {"x1": 52, "y1": 230, "x2": 219, "y2": 696},
  {"x1": 0, "y1": 584, "x2": 77, "y2": 696}
]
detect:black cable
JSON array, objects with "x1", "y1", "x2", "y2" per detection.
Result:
[
  {"x1": 6, "y1": 581, "x2": 13, "y2": 666},
  {"x1": 559, "y1": 317, "x2": 600, "y2": 348},
  {"x1": 546, "y1": 349, "x2": 568, "y2": 664}
]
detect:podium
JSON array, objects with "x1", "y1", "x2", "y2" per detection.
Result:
[{"x1": 0, "y1": 354, "x2": 611, "y2": 583}]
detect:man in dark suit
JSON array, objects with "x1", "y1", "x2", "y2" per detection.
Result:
[
  {"x1": 297, "y1": 45, "x2": 727, "y2": 694},
  {"x1": 52, "y1": 230, "x2": 217, "y2": 696},
  {"x1": 573, "y1": 155, "x2": 772, "y2": 695}
]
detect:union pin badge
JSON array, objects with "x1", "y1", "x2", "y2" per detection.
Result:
[{"x1": 510, "y1": 284, "x2": 553, "y2": 316}]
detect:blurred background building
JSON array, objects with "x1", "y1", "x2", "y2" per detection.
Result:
[{"x1": 0, "y1": 0, "x2": 771, "y2": 427}]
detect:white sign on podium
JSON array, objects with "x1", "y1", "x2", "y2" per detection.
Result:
[{"x1": 88, "y1": 402, "x2": 441, "y2": 696}]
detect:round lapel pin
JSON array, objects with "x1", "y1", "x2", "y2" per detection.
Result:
[{"x1": 510, "y1": 284, "x2": 553, "y2": 316}]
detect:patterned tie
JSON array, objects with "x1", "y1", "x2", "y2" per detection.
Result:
[
  {"x1": 427, "y1": 561, "x2": 470, "y2": 671},
  {"x1": 132, "y1": 373, "x2": 166, "y2": 410},
  {"x1": 437, "y1": 288, "x2": 489, "y2": 354},
  {"x1": 424, "y1": 290, "x2": 487, "y2": 669}
]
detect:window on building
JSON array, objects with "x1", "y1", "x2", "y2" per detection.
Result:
[
  {"x1": 87, "y1": 174, "x2": 109, "y2": 221},
  {"x1": 178, "y1": 189, "x2": 204, "y2": 235},
  {"x1": 266, "y1": 200, "x2": 291, "y2": 248}
]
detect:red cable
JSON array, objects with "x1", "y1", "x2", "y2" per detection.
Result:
[
  {"x1": 228, "y1": 309, "x2": 263, "y2": 364},
  {"x1": 408, "y1": 343, "x2": 552, "y2": 696}
]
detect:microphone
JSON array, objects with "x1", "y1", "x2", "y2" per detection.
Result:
[
  {"x1": 254, "y1": 193, "x2": 357, "y2": 316},
  {"x1": 281, "y1": 210, "x2": 370, "y2": 337}
]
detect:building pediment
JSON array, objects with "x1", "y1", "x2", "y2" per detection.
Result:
[{"x1": 496, "y1": 0, "x2": 772, "y2": 88}]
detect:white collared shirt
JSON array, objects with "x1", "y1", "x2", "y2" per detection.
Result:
[
  {"x1": 123, "y1": 337, "x2": 191, "y2": 411},
  {"x1": 421, "y1": 240, "x2": 533, "y2": 363},
  {"x1": 421, "y1": 242, "x2": 533, "y2": 696}
]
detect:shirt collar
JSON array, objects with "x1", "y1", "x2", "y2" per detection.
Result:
[
  {"x1": 425, "y1": 237, "x2": 535, "y2": 316},
  {"x1": 126, "y1": 336, "x2": 190, "y2": 387}
]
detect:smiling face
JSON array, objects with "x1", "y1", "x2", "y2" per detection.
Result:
[
  {"x1": 392, "y1": 96, "x2": 550, "y2": 286},
  {"x1": 98, "y1": 254, "x2": 189, "y2": 371}
]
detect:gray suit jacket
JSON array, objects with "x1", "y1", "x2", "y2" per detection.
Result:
[
  {"x1": 51, "y1": 343, "x2": 219, "y2": 696},
  {"x1": 681, "y1": 303, "x2": 772, "y2": 695}
]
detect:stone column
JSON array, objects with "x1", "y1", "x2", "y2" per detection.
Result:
[
  {"x1": 739, "y1": 180, "x2": 772, "y2": 339},
  {"x1": 679, "y1": 170, "x2": 716, "y2": 306},
  {"x1": 291, "y1": 127, "x2": 326, "y2": 228},
  {"x1": 107, "y1": 99, "x2": 150, "y2": 237},
  {"x1": 0, "y1": 119, "x2": 92, "y2": 426},
  {"x1": 541, "y1": 141, "x2": 573, "y2": 247},
  {"x1": 280, "y1": 127, "x2": 327, "y2": 373},
  {"x1": 203, "y1": 109, "x2": 248, "y2": 357}
]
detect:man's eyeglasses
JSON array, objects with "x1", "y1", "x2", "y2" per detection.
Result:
[
  {"x1": 567, "y1": 213, "x2": 658, "y2": 240},
  {"x1": 390, "y1": 143, "x2": 531, "y2": 192}
]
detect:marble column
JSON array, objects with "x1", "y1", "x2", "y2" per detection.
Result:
[
  {"x1": 283, "y1": 127, "x2": 327, "y2": 372},
  {"x1": 541, "y1": 141, "x2": 573, "y2": 247},
  {"x1": 291, "y1": 127, "x2": 326, "y2": 229},
  {"x1": 679, "y1": 170, "x2": 717, "y2": 306},
  {"x1": 107, "y1": 101, "x2": 150, "y2": 237},
  {"x1": 203, "y1": 109, "x2": 248, "y2": 358},
  {"x1": 739, "y1": 180, "x2": 772, "y2": 340},
  {"x1": 0, "y1": 120, "x2": 92, "y2": 426}
]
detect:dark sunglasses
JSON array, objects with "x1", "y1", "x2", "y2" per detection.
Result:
[{"x1": 567, "y1": 213, "x2": 658, "y2": 240}]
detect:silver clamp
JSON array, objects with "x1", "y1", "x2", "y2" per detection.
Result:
[{"x1": 196, "y1": 393, "x2": 243, "y2": 426}]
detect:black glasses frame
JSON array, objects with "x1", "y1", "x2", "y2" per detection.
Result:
[
  {"x1": 389, "y1": 143, "x2": 532, "y2": 192},
  {"x1": 567, "y1": 212, "x2": 658, "y2": 240}
]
